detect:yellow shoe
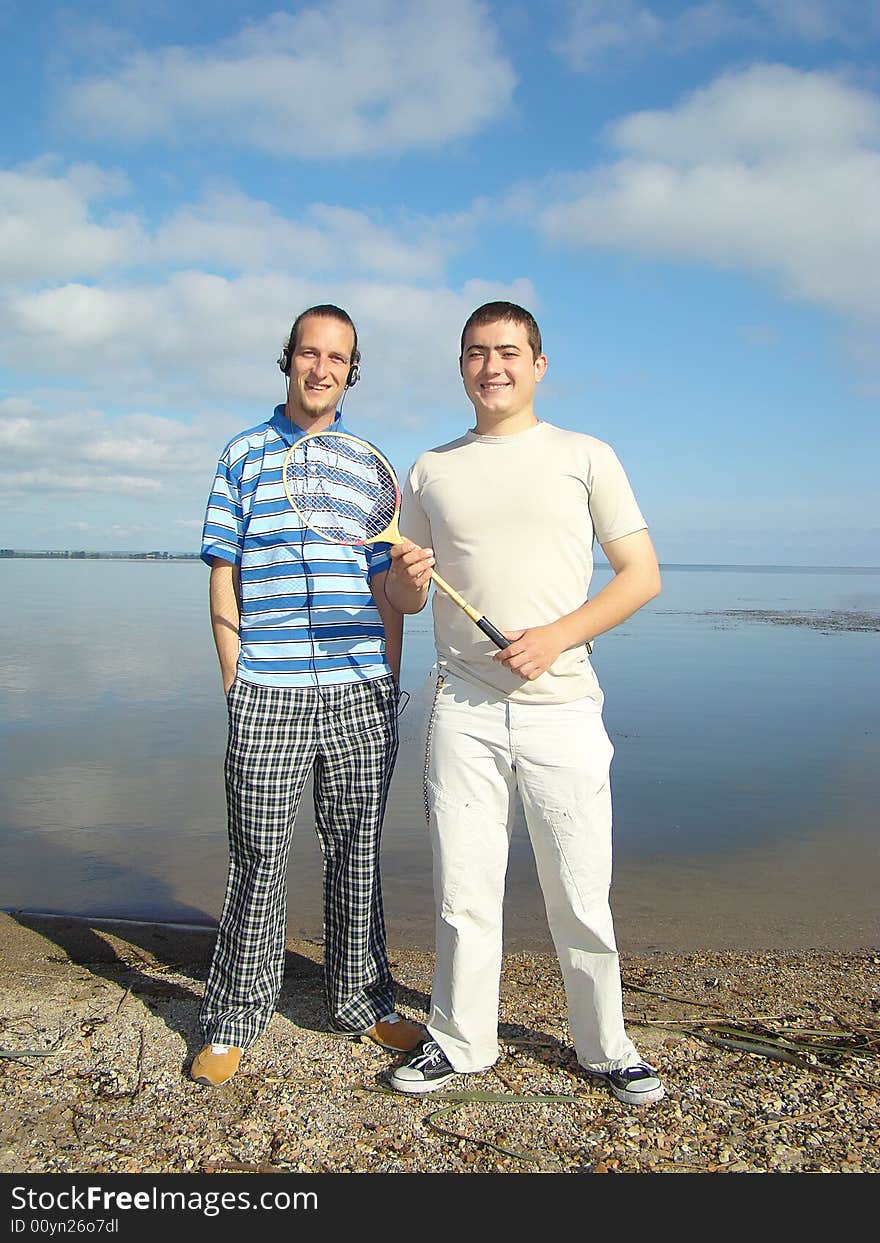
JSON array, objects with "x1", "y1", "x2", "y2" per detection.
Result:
[
  {"x1": 190, "y1": 1043, "x2": 242, "y2": 1086},
  {"x1": 362, "y1": 1015, "x2": 425, "y2": 1053}
]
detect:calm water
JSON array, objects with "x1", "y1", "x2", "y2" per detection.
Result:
[{"x1": 1, "y1": 559, "x2": 878, "y2": 951}]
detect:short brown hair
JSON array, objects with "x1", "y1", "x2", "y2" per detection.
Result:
[{"x1": 460, "y1": 301, "x2": 543, "y2": 361}]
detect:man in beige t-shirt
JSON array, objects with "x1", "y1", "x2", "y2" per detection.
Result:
[{"x1": 385, "y1": 301, "x2": 666, "y2": 1106}]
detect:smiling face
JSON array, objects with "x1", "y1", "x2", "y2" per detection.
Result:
[
  {"x1": 285, "y1": 313, "x2": 357, "y2": 431},
  {"x1": 460, "y1": 317, "x2": 547, "y2": 434}
]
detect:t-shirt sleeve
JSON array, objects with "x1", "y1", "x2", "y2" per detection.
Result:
[
  {"x1": 365, "y1": 542, "x2": 392, "y2": 577},
  {"x1": 398, "y1": 464, "x2": 432, "y2": 549},
  {"x1": 201, "y1": 452, "x2": 244, "y2": 567},
  {"x1": 587, "y1": 441, "x2": 647, "y2": 545}
]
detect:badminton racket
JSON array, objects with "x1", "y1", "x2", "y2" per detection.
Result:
[{"x1": 282, "y1": 430, "x2": 510, "y2": 650}]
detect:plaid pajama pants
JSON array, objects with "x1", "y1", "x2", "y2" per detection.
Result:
[{"x1": 200, "y1": 674, "x2": 400, "y2": 1049}]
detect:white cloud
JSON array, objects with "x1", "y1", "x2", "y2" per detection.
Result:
[
  {"x1": 0, "y1": 271, "x2": 536, "y2": 423},
  {"x1": 551, "y1": 0, "x2": 880, "y2": 70},
  {"x1": 1, "y1": 271, "x2": 318, "y2": 406},
  {"x1": 0, "y1": 161, "x2": 142, "y2": 283},
  {"x1": 152, "y1": 191, "x2": 480, "y2": 280},
  {"x1": 0, "y1": 399, "x2": 223, "y2": 497},
  {"x1": 8, "y1": 469, "x2": 162, "y2": 494},
  {"x1": 0, "y1": 269, "x2": 534, "y2": 549},
  {"x1": 60, "y1": 0, "x2": 515, "y2": 157},
  {"x1": 550, "y1": 0, "x2": 666, "y2": 67},
  {"x1": 753, "y1": 0, "x2": 880, "y2": 43},
  {"x1": 534, "y1": 65, "x2": 880, "y2": 324},
  {"x1": 611, "y1": 63, "x2": 880, "y2": 159},
  {"x1": 0, "y1": 160, "x2": 485, "y2": 288},
  {"x1": 0, "y1": 152, "x2": 497, "y2": 408},
  {"x1": 305, "y1": 206, "x2": 465, "y2": 282}
]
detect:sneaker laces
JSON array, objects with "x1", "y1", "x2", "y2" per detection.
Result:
[
  {"x1": 613, "y1": 1062, "x2": 656, "y2": 1082},
  {"x1": 410, "y1": 1040, "x2": 448, "y2": 1071}
]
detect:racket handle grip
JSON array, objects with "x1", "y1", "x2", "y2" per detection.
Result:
[
  {"x1": 477, "y1": 617, "x2": 510, "y2": 650},
  {"x1": 428, "y1": 570, "x2": 510, "y2": 649}
]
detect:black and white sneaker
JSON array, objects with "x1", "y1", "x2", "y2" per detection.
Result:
[
  {"x1": 390, "y1": 1038, "x2": 457, "y2": 1095},
  {"x1": 591, "y1": 1062, "x2": 665, "y2": 1105}
]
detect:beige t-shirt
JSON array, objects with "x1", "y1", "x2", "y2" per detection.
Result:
[{"x1": 399, "y1": 420, "x2": 647, "y2": 704}]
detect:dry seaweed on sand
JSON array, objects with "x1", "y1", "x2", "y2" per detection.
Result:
[{"x1": 629, "y1": 995, "x2": 880, "y2": 1082}]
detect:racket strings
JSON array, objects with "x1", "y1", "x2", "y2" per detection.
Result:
[{"x1": 285, "y1": 438, "x2": 398, "y2": 544}]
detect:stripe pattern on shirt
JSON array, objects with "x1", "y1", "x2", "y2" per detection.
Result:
[{"x1": 201, "y1": 408, "x2": 392, "y2": 688}]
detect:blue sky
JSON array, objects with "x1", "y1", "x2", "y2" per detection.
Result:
[{"x1": 1, "y1": 0, "x2": 878, "y2": 564}]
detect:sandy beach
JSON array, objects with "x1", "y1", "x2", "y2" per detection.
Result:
[{"x1": 1, "y1": 910, "x2": 877, "y2": 1182}]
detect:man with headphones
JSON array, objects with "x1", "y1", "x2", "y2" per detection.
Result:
[{"x1": 192, "y1": 304, "x2": 423, "y2": 1087}]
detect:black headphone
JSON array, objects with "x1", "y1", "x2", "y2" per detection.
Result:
[{"x1": 277, "y1": 338, "x2": 360, "y2": 388}]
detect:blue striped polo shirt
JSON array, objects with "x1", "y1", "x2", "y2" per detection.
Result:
[{"x1": 201, "y1": 406, "x2": 393, "y2": 688}]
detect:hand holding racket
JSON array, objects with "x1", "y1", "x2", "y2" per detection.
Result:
[{"x1": 282, "y1": 430, "x2": 510, "y2": 650}]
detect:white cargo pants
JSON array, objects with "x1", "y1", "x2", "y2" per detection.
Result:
[{"x1": 423, "y1": 667, "x2": 641, "y2": 1074}]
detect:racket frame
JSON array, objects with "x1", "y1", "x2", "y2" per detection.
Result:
[{"x1": 282, "y1": 429, "x2": 510, "y2": 650}]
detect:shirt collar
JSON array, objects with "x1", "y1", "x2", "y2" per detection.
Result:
[{"x1": 271, "y1": 405, "x2": 345, "y2": 445}]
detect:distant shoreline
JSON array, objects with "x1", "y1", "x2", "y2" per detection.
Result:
[
  {"x1": 0, "y1": 550, "x2": 200, "y2": 561},
  {"x1": 2, "y1": 551, "x2": 878, "y2": 572}
]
